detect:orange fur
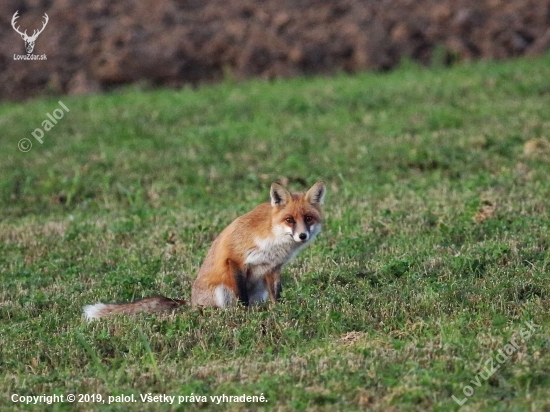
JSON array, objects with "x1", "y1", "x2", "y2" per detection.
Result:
[{"x1": 83, "y1": 181, "x2": 326, "y2": 320}]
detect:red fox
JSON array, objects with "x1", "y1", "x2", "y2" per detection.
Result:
[{"x1": 83, "y1": 181, "x2": 326, "y2": 320}]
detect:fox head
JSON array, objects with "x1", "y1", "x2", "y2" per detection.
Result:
[{"x1": 270, "y1": 181, "x2": 326, "y2": 244}]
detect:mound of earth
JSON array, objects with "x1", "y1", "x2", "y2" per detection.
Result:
[{"x1": 1, "y1": 0, "x2": 549, "y2": 101}]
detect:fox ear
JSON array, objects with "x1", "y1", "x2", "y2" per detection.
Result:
[
  {"x1": 270, "y1": 182, "x2": 291, "y2": 207},
  {"x1": 305, "y1": 181, "x2": 326, "y2": 205}
]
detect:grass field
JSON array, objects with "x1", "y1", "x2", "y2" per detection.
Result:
[{"x1": 1, "y1": 54, "x2": 550, "y2": 411}]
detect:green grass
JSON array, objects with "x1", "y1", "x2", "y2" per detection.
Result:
[{"x1": 1, "y1": 55, "x2": 550, "y2": 411}]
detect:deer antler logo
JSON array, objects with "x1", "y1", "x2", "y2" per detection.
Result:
[{"x1": 11, "y1": 11, "x2": 49, "y2": 54}]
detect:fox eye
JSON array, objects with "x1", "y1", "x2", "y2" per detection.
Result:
[
  {"x1": 305, "y1": 216, "x2": 314, "y2": 223},
  {"x1": 285, "y1": 217, "x2": 295, "y2": 224}
]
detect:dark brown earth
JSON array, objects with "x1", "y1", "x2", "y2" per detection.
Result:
[{"x1": 1, "y1": 0, "x2": 550, "y2": 101}]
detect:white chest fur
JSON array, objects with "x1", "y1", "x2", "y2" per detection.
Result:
[{"x1": 244, "y1": 232, "x2": 304, "y2": 281}]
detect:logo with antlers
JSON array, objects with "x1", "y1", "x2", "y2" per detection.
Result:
[{"x1": 11, "y1": 11, "x2": 49, "y2": 54}]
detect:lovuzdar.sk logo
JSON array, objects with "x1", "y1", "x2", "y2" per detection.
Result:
[{"x1": 12, "y1": 10, "x2": 48, "y2": 61}]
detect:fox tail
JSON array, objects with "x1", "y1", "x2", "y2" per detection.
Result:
[{"x1": 83, "y1": 296, "x2": 186, "y2": 321}]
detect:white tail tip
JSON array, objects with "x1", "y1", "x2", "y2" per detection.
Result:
[{"x1": 83, "y1": 303, "x2": 107, "y2": 321}]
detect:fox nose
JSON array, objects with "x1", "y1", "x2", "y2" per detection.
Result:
[{"x1": 299, "y1": 233, "x2": 307, "y2": 241}]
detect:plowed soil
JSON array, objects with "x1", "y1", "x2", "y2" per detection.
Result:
[{"x1": 1, "y1": 0, "x2": 549, "y2": 100}]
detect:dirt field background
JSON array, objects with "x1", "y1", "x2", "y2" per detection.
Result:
[{"x1": 1, "y1": 0, "x2": 550, "y2": 101}]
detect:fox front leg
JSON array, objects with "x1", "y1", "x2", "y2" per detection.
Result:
[
  {"x1": 265, "y1": 270, "x2": 282, "y2": 303},
  {"x1": 228, "y1": 259, "x2": 249, "y2": 307}
]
